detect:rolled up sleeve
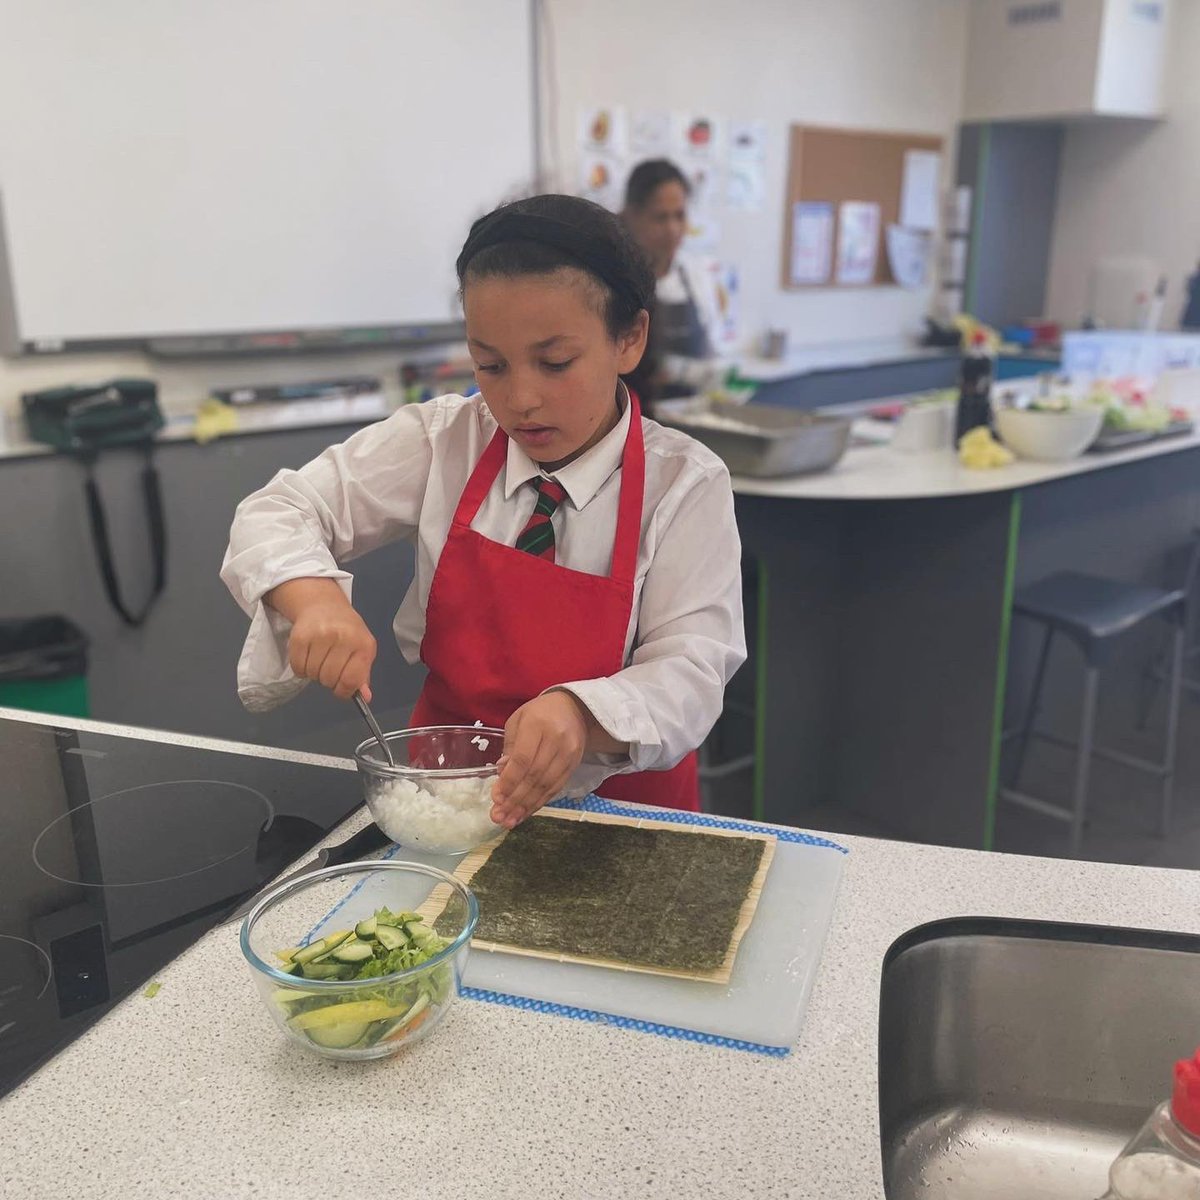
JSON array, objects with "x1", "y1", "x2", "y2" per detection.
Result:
[
  {"x1": 219, "y1": 404, "x2": 435, "y2": 710},
  {"x1": 556, "y1": 462, "x2": 746, "y2": 775}
]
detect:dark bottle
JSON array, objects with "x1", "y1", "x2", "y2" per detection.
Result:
[{"x1": 955, "y1": 329, "x2": 995, "y2": 444}]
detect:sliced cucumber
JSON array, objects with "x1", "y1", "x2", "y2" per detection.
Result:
[
  {"x1": 277, "y1": 946, "x2": 301, "y2": 964},
  {"x1": 273, "y1": 988, "x2": 326, "y2": 1006},
  {"x1": 292, "y1": 939, "x2": 329, "y2": 966},
  {"x1": 304, "y1": 1021, "x2": 370, "y2": 1050},
  {"x1": 376, "y1": 910, "x2": 421, "y2": 928},
  {"x1": 375, "y1": 924, "x2": 407, "y2": 952},
  {"x1": 354, "y1": 917, "x2": 377, "y2": 940},
  {"x1": 330, "y1": 940, "x2": 374, "y2": 964},
  {"x1": 299, "y1": 961, "x2": 350, "y2": 981},
  {"x1": 291, "y1": 929, "x2": 352, "y2": 966},
  {"x1": 276, "y1": 961, "x2": 302, "y2": 977}
]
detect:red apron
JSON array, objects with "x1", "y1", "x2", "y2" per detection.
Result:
[{"x1": 409, "y1": 393, "x2": 699, "y2": 811}]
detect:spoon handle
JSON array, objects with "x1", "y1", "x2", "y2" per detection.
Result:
[{"x1": 352, "y1": 691, "x2": 396, "y2": 767}]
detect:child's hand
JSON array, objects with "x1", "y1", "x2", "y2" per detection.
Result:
[
  {"x1": 271, "y1": 579, "x2": 378, "y2": 701},
  {"x1": 490, "y1": 692, "x2": 589, "y2": 828}
]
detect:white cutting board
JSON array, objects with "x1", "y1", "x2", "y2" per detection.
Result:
[{"x1": 317, "y1": 821, "x2": 846, "y2": 1052}]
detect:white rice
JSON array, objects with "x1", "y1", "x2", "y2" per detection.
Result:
[{"x1": 368, "y1": 773, "x2": 501, "y2": 853}]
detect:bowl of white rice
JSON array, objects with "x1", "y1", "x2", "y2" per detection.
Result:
[{"x1": 354, "y1": 725, "x2": 505, "y2": 855}]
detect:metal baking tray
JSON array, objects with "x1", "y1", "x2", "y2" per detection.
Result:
[
  {"x1": 656, "y1": 400, "x2": 852, "y2": 477},
  {"x1": 1087, "y1": 418, "x2": 1195, "y2": 453}
]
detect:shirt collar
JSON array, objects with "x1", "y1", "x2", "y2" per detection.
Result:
[{"x1": 503, "y1": 383, "x2": 632, "y2": 510}]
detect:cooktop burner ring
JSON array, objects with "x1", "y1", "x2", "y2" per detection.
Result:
[
  {"x1": 0, "y1": 934, "x2": 54, "y2": 1022},
  {"x1": 31, "y1": 778, "x2": 276, "y2": 888}
]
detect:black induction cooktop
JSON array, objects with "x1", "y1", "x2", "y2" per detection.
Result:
[{"x1": 0, "y1": 715, "x2": 362, "y2": 1099}]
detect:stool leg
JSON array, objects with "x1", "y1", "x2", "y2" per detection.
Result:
[
  {"x1": 1160, "y1": 622, "x2": 1186, "y2": 837},
  {"x1": 1137, "y1": 641, "x2": 1166, "y2": 730},
  {"x1": 1069, "y1": 666, "x2": 1100, "y2": 858},
  {"x1": 1009, "y1": 626, "x2": 1053, "y2": 789}
]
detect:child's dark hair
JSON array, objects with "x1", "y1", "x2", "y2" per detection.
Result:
[
  {"x1": 456, "y1": 194, "x2": 654, "y2": 339},
  {"x1": 624, "y1": 159, "x2": 690, "y2": 210}
]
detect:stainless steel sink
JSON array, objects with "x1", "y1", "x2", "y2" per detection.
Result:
[{"x1": 879, "y1": 918, "x2": 1200, "y2": 1199}]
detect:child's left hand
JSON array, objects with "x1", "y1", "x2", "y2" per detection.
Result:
[{"x1": 490, "y1": 692, "x2": 589, "y2": 829}]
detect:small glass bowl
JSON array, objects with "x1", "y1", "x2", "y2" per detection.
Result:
[
  {"x1": 354, "y1": 726, "x2": 505, "y2": 855},
  {"x1": 240, "y1": 860, "x2": 478, "y2": 1060}
]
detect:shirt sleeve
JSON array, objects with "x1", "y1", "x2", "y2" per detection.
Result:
[
  {"x1": 219, "y1": 401, "x2": 440, "y2": 711},
  {"x1": 554, "y1": 461, "x2": 747, "y2": 774}
]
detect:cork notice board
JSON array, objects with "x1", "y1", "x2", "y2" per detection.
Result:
[{"x1": 781, "y1": 124, "x2": 944, "y2": 289}]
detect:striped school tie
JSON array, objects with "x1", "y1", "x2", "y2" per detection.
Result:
[{"x1": 515, "y1": 477, "x2": 567, "y2": 561}]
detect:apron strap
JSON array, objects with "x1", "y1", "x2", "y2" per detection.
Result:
[
  {"x1": 610, "y1": 389, "x2": 645, "y2": 585},
  {"x1": 452, "y1": 427, "x2": 508, "y2": 528}
]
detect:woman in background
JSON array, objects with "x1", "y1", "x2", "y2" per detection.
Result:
[{"x1": 622, "y1": 159, "x2": 723, "y2": 404}]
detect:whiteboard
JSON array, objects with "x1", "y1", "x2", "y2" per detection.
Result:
[{"x1": 0, "y1": 0, "x2": 535, "y2": 344}]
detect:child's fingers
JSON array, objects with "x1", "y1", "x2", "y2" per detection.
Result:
[
  {"x1": 494, "y1": 738, "x2": 566, "y2": 828},
  {"x1": 332, "y1": 650, "x2": 373, "y2": 700},
  {"x1": 319, "y1": 644, "x2": 354, "y2": 691}
]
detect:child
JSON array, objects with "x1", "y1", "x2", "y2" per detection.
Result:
[{"x1": 221, "y1": 194, "x2": 745, "y2": 827}]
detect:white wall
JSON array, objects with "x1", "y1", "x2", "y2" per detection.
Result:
[
  {"x1": 543, "y1": 0, "x2": 968, "y2": 353},
  {"x1": 1045, "y1": 0, "x2": 1199, "y2": 326},
  {"x1": 1, "y1": 0, "x2": 968, "y2": 421}
]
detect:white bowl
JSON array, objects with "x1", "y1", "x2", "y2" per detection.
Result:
[{"x1": 995, "y1": 406, "x2": 1104, "y2": 462}]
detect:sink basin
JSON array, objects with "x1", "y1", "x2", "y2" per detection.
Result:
[{"x1": 879, "y1": 918, "x2": 1200, "y2": 1199}]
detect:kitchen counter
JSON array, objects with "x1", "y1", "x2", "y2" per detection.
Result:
[
  {"x1": 735, "y1": 336, "x2": 955, "y2": 385},
  {"x1": 2, "y1": 709, "x2": 1198, "y2": 1199},
  {"x1": 732, "y1": 424, "x2": 1200, "y2": 501}
]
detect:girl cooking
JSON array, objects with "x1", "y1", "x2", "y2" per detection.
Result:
[{"x1": 220, "y1": 194, "x2": 745, "y2": 825}]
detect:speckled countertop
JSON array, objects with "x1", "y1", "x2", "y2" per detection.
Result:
[{"x1": 3, "y1": 710, "x2": 1199, "y2": 1200}]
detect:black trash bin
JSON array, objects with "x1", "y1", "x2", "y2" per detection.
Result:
[{"x1": 0, "y1": 616, "x2": 90, "y2": 717}]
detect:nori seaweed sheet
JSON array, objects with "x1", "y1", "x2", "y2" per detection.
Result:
[{"x1": 447, "y1": 817, "x2": 767, "y2": 973}]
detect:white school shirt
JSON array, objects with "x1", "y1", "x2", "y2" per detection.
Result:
[{"x1": 219, "y1": 388, "x2": 746, "y2": 798}]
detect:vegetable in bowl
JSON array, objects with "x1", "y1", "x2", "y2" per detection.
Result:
[
  {"x1": 274, "y1": 907, "x2": 451, "y2": 1051},
  {"x1": 241, "y1": 861, "x2": 478, "y2": 1061}
]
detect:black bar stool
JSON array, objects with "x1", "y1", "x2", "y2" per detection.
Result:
[
  {"x1": 1002, "y1": 570, "x2": 1187, "y2": 857},
  {"x1": 1140, "y1": 527, "x2": 1200, "y2": 721}
]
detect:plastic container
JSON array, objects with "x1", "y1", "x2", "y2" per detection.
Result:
[
  {"x1": 0, "y1": 616, "x2": 89, "y2": 717},
  {"x1": 354, "y1": 725, "x2": 505, "y2": 854},
  {"x1": 240, "y1": 860, "x2": 478, "y2": 1060},
  {"x1": 1100, "y1": 1049, "x2": 1200, "y2": 1199}
]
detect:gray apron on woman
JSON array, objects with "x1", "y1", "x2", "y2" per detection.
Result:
[{"x1": 656, "y1": 264, "x2": 712, "y2": 399}]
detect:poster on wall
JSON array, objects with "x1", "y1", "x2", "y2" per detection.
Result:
[
  {"x1": 578, "y1": 153, "x2": 625, "y2": 211},
  {"x1": 885, "y1": 225, "x2": 932, "y2": 289},
  {"x1": 630, "y1": 109, "x2": 671, "y2": 157},
  {"x1": 720, "y1": 119, "x2": 768, "y2": 213},
  {"x1": 899, "y1": 149, "x2": 941, "y2": 232},
  {"x1": 682, "y1": 162, "x2": 720, "y2": 213},
  {"x1": 683, "y1": 213, "x2": 721, "y2": 255},
  {"x1": 726, "y1": 120, "x2": 767, "y2": 212},
  {"x1": 835, "y1": 201, "x2": 881, "y2": 285},
  {"x1": 578, "y1": 105, "x2": 628, "y2": 157},
  {"x1": 672, "y1": 113, "x2": 723, "y2": 164},
  {"x1": 789, "y1": 201, "x2": 834, "y2": 286},
  {"x1": 708, "y1": 262, "x2": 740, "y2": 349}
]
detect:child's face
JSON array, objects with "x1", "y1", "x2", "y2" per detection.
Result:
[{"x1": 464, "y1": 269, "x2": 648, "y2": 468}]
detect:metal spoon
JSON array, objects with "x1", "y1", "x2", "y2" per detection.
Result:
[{"x1": 352, "y1": 690, "x2": 396, "y2": 767}]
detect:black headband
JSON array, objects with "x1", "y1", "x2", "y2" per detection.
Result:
[{"x1": 456, "y1": 211, "x2": 651, "y2": 312}]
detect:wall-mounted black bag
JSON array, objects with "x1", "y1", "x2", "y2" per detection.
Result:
[{"x1": 22, "y1": 379, "x2": 168, "y2": 628}]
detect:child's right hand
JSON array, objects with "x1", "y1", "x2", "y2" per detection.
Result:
[{"x1": 267, "y1": 578, "x2": 378, "y2": 701}]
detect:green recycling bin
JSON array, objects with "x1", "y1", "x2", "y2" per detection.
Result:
[{"x1": 0, "y1": 616, "x2": 90, "y2": 718}]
